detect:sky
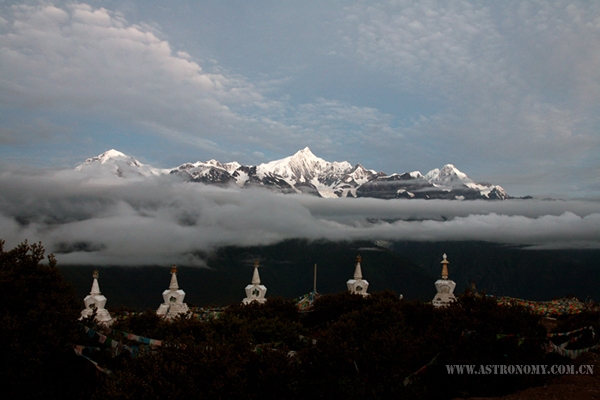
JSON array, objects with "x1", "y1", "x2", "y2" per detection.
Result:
[
  {"x1": 1, "y1": 1, "x2": 600, "y2": 266},
  {"x1": 0, "y1": 0, "x2": 599, "y2": 198}
]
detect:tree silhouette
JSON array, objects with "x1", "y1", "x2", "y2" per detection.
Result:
[{"x1": 0, "y1": 240, "x2": 93, "y2": 399}]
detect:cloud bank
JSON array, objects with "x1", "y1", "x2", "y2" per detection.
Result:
[{"x1": 0, "y1": 167, "x2": 598, "y2": 266}]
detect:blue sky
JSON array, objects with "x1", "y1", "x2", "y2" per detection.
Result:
[{"x1": 1, "y1": 0, "x2": 599, "y2": 198}]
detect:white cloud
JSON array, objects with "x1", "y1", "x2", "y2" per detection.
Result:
[
  {"x1": 0, "y1": 166, "x2": 598, "y2": 266},
  {"x1": 0, "y1": 2, "x2": 276, "y2": 149}
]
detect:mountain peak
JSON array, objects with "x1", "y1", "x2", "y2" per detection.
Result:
[
  {"x1": 425, "y1": 164, "x2": 471, "y2": 184},
  {"x1": 290, "y1": 147, "x2": 319, "y2": 161},
  {"x1": 83, "y1": 149, "x2": 130, "y2": 164},
  {"x1": 258, "y1": 148, "x2": 328, "y2": 182},
  {"x1": 77, "y1": 149, "x2": 133, "y2": 166},
  {"x1": 298, "y1": 146, "x2": 313, "y2": 154},
  {"x1": 101, "y1": 149, "x2": 127, "y2": 159},
  {"x1": 75, "y1": 149, "x2": 167, "y2": 177},
  {"x1": 441, "y1": 164, "x2": 471, "y2": 181},
  {"x1": 439, "y1": 164, "x2": 462, "y2": 175}
]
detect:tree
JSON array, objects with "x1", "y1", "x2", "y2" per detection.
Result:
[{"x1": 0, "y1": 240, "x2": 94, "y2": 399}]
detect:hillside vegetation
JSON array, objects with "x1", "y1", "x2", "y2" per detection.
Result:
[{"x1": 3, "y1": 240, "x2": 599, "y2": 399}]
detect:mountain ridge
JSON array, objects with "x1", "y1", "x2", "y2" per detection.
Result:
[{"x1": 76, "y1": 148, "x2": 510, "y2": 200}]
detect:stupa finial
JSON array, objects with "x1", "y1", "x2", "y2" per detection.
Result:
[{"x1": 441, "y1": 254, "x2": 449, "y2": 279}]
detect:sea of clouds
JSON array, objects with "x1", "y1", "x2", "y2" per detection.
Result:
[{"x1": 1, "y1": 166, "x2": 599, "y2": 266}]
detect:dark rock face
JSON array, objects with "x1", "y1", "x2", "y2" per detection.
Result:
[
  {"x1": 357, "y1": 174, "x2": 434, "y2": 199},
  {"x1": 171, "y1": 166, "x2": 236, "y2": 185}
]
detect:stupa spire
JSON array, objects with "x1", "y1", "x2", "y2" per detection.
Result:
[
  {"x1": 251, "y1": 260, "x2": 261, "y2": 285},
  {"x1": 441, "y1": 253, "x2": 449, "y2": 279},
  {"x1": 169, "y1": 265, "x2": 180, "y2": 290},
  {"x1": 90, "y1": 269, "x2": 101, "y2": 295},
  {"x1": 353, "y1": 255, "x2": 363, "y2": 280}
]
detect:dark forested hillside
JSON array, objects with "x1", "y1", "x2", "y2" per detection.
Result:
[
  {"x1": 391, "y1": 241, "x2": 600, "y2": 301},
  {"x1": 58, "y1": 240, "x2": 600, "y2": 310},
  {"x1": 59, "y1": 240, "x2": 435, "y2": 309}
]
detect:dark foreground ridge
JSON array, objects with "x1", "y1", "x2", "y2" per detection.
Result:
[{"x1": 4, "y1": 239, "x2": 600, "y2": 399}]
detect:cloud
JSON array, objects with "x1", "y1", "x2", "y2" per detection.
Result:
[
  {"x1": 0, "y1": 2, "x2": 418, "y2": 165},
  {"x1": 341, "y1": 1, "x2": 600, "y2": 103},
  {"x1": 0, "y1": 2, "x2": 276, "y2": 152},
  {"x1": 280, "y1": 98, "x2": 402, "y2": 158},
  {"x1": 338, "y1": 0, "x2": 600, "y2": 195},
  {"x1": 0, "y1": 166, "x2": 598, "y2": 266},
  {"x1": 341, "y1": 1, "x2": 504, "y2": 93}
]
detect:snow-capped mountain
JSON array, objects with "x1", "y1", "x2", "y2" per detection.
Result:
[
  {"x1": 75, "y1": 149, "x2": 166, "y2": 178},
  {"x1": 76, "y1": 148, "x2": 510, "y2": 200},
  {"x1": 169, "y1": 160, "x2": 240, "y2": 185},
  {"x1": 255, "y1": 147, "x2": 355, "y2": 198},
  {"x1": 425, "y1": 164, "x2": 471, "y2": 185}
]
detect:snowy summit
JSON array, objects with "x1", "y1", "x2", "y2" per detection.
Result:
[{"x1": 76, "y1": 148, "x2": 509, "y2": 200}]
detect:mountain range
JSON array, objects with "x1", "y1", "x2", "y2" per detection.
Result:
[{"x1": 76, "y1": 148, "x2": 510, "y2": 200}]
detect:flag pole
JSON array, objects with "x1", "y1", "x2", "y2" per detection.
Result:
[{"x1": 313, "y1": 263, "x2": 317, "y2": 295}]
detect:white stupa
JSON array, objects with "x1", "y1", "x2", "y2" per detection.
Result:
[
  {"x1": 157, "y1": 266, "x2": 190, "y2": 319},
  {"x1": 80, "y1": 270, "x2": 113, "y2": 326},
  {"x1": 432, "y1": 254, "x2": 457, "y2": 307},
  {"x1": 242, "y1": 260, "x2": 267, "y2": 304},
  {"x1": 347, "y1": 255, "x2": 369, "y2": 296}
]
